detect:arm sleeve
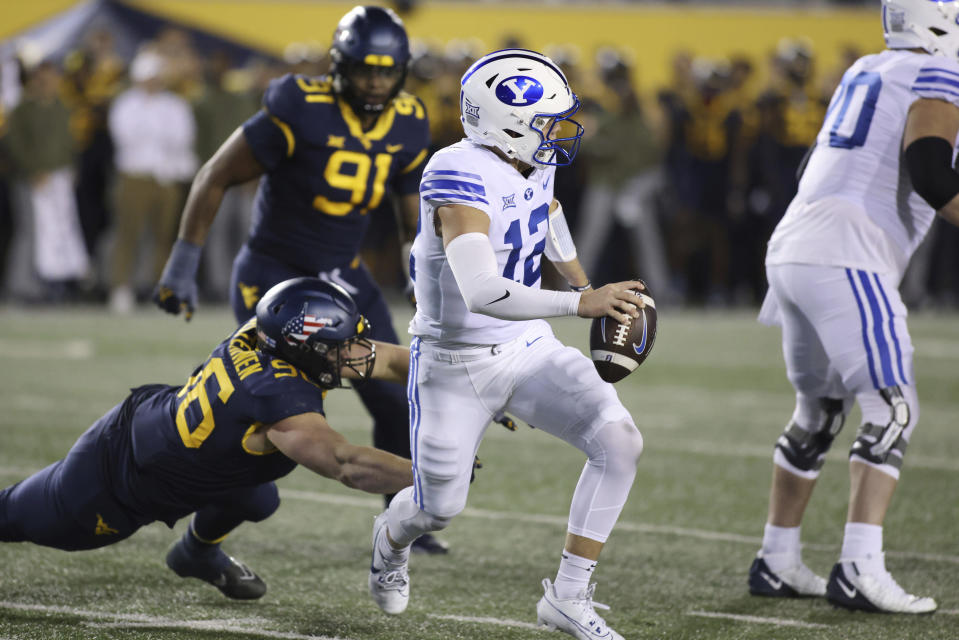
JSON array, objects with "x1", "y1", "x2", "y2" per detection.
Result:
[
  {"x1": 904, "y1": 136, "x2": 959, "y2": 210},
  {"x1": 446, "y1": 232, "x2": 581, "y2": 320}
]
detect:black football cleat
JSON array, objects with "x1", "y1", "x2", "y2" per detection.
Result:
[
  {"x1": 410, "y1": 533, "x2": 449, "y2": 555},
  {"x1": 748, "y1": 553, "x2": 826, "y2": 597},
  {"x1": 166, "y1": 539, "x2": 266, "y2": 600}
]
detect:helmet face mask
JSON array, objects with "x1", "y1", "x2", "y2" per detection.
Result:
[
  {"x1": 460, "y1": 49, "x2": 584, "y2": 167},
  {"x1": 255, "y1": 277, "x2": 375, "y2": 389},
  {"x1": 330, "y1": 6, "x2": 410, "y2": 113},
  {"x1": 882, "y1": 0, "x2": 959, "y2": 61}
]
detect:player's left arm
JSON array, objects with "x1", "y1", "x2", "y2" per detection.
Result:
[
  {"x1": 544, "y1": 198, "x2": 592, "y2": 292},
  {"x1": 903, "y1": 97, "x2": 959, "y2": 227},
  {"x1": 266, "y1": 413, "x2": 413, "y2": 493}
]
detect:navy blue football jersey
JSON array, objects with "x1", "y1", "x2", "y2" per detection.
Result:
[
  {"x1": 242, "y1": 74, "x2": 430, "y2": 273},
  {"x1": 119, "y1": 319, "x2": 328, "y2": 523}
]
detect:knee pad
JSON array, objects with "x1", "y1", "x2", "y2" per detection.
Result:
[
  {"x1": 586, "y1": 417, "x2": 643, "y2": 471},
  {"x1": 774, "y1": 396, "x2": 847, "y2": 475},
  {"x1": 850, "y1": 386, "x2": 913, "y2": 473}
]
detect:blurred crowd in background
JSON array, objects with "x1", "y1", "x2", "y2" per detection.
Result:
[{"x1": 2, "y1": 23, "x2": 958, "y2": 313}]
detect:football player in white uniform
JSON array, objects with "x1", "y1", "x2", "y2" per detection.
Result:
[
  {"x1": 748, "y1": 0, "x2": 959, "y2": 614},
  {"x1": 366, "y1": 49, "x2": 646, "y2": 640}
]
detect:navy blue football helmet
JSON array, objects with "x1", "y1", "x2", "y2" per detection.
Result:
[
  {"x1": 255, "y1": 277, "x2": 374, "y2": 389},
  {"x1": 330, "y1": 6, "x2": 411, "y2": 113}
]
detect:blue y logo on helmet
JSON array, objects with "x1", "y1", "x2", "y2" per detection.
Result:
[{"x1": 495, "y1": 76, "x2": 544, "y2": 106}]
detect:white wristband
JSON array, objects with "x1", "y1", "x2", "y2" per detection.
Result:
[{"x1": 446, "y1": 232, "x2": 580, "y2": 320}]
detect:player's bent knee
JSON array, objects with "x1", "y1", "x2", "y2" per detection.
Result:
[
  {"x1": 590, "y1": 418, "x2": 643, "y2": 472},
  {"x1": 774, "y1": 396, "x2": 846, "y2": 476},
  {"x1": 240, "y1": 483, "x2": 281, "y2": 522},
  {"x1": 850, "y1": 386, "x2": 913, "y2": 474}
]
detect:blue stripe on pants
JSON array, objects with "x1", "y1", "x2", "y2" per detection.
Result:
[
  {"x1": 857, "y1": 270, "x2": 895, "y2": 388},
  {"x1": 872, "y1": 272, "x2": 908, "y2": 385},
  {"x1": 407, "y1": 337, "x2": 424, "y2": 509},
  {"x1": 846, "y1": 268, "x2": 880, "y2": 389}
]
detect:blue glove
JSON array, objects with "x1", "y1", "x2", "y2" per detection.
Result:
[{"x1": 152, "y1": 239, "x2": 202, "y2": 321}]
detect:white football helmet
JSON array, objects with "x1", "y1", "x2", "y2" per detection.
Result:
[
  {"x1": 460, "y1": 49, "x2": 583, "y2": 166},
  {"x1": 882, "y1": 0, "x2": 959, "y2": 60}
]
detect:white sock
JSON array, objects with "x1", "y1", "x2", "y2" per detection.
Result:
[
  {"x1": 840, "y1": 522, "x2": 883, "y2": 568},
  {"x1": 374, "y1": 525, "x2": 410, "y2": 568},
  {"x1": 761, "y1": 523, "x2": 801, "y2": 564},
  {"x1": 553, "y1": 551, "x2": 597, "y2": 600}
]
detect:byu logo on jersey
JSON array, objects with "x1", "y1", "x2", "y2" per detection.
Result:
[{"x1": 495, "y1": 76, "x2": 544, "y2": 106}]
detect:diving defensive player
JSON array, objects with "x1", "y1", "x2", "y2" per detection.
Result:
[{"x1": 1, "y1": 278, "x2": 414, "y2": 599}]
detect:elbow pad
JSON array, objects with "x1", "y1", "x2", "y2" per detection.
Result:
[
  {"x1": 905, "y1": 136, "x2": 959, "y2": 210},
  {"x1": 445, "y1": 232, "x2": 580, "y2": 320}
]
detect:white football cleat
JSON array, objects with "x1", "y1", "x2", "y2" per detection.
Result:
[
  {"x1": 536, "y1": 578, "x2": 623, "y2": 640},
  {"x1": 368, "y1": 511, "x2": 410, "y2": 615},
  {"x1": 826, "y1": 557, "x2": 937, "y2": 614},
  {"x1": 748, "y1": 552, "x2": 826, "y2": 597}
]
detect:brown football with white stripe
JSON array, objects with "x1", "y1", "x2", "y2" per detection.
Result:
[{"x1": 589, "y1": 288, "x2": 657, "y2": 383}]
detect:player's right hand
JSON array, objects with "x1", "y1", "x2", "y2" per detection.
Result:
[
  {"x1": 576, "y1": 280, "x2": 646, "y2": 325},
  {"x1": 152, "y1": 239, "x2": 202, "y2": 321}
]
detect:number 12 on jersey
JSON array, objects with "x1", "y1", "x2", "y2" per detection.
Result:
[{"x1": 826, "y1": 71, "x2": 882, "y2": 150}]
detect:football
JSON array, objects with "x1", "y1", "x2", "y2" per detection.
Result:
[{"x1": 589, "y1": 287, "x2": 657, "y2": 383}]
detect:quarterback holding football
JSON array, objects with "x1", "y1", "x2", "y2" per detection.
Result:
[{"x1": 366, "y1": 48, "x2": 648, "y2": 640}]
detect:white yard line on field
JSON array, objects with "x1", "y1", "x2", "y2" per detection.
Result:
[
  {"x1": 279, "y1": 489, "x2": 959, "y2": 565},
  {"x1": 686, "y1": 610, "x2": 829, "y2": 629},
  {"x1": 428, "y1": 614, "x2": 544, "y2": 630},
  {"x1": 0, "y1": 601, "x2": 345, "y2": 640}
]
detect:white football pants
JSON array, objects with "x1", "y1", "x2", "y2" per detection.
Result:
[
  {"x1": 761, "y1": 263, "x2": 918, "y2": 478},
  {"x1": 390, "y1": 319, "x2": 643, "y2": 545}
]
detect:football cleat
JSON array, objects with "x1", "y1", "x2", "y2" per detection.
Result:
[
  {"x1": 368, "y1": 511, "x2": 410, "y2": 614},
  {"x1": 826, "y1": 559, "x2": 937, "y2": 614},
  {"x1": 165, "y1": 539, "x2": 266, "y2": 600},
  {"x1": 536, "y1": 578, "x2": 623, "y2": 640},
  {"x1": 748, "y1": 553, "x2": 826, "y2": 597},
  {"x1": 410, "y1": 533, "x2": 450, "y2": 555}
]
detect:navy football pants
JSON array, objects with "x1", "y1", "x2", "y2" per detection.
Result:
[
  {"x1": 0, "y1": 398, "x2": 280, "y2": 551},
  {"x1": 230, "y1": 245, "x2": 412, "y2": 463}
]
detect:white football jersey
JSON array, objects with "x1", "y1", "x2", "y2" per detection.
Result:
[
  {"x1": 766, "y1": 50, "x2": 959, "y2": 280},
  {"x1": 409, "y1": 139, "x2": 557, "y2": 345}
]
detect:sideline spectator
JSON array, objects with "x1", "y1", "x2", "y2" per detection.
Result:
[
  {"x1": 107, "y1": 48, "x2": 196, "y2": 313},
  {"x1": 575, "y1": 48, "x2": 672, "y2": 296},
  {"x1": 6, "y1": 60, "x2": 89, "y2": 302}
]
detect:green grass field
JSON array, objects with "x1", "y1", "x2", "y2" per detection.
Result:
[{"x1": 1, "y1": 303, "x2": 958, "y2": 640}]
